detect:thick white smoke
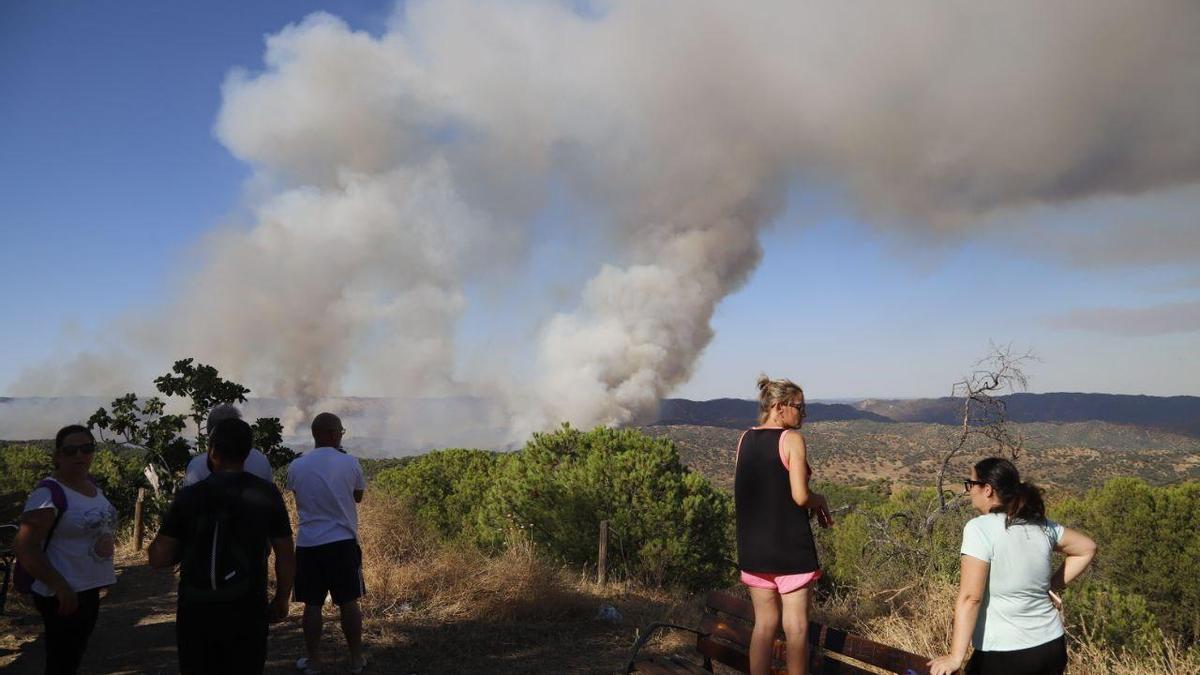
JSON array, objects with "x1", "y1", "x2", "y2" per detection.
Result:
[{"x1": 8, "y1": 0, "x2": 1200, "y2": 448}]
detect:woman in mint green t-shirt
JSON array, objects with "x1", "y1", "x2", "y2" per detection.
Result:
[{"x1": 928, "y1": 458, "x2": 1097, "y2": 675}]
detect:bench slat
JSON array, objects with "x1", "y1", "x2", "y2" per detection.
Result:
[
  {"x1": 632, "y1": 655, "x2": 710, "y2": 674},
  {"x1": 810, "y1": 651, "x2": 879, "y2": 675},
  {"x1": 699, "y1": 614, "x2": 752, "y2": 649},
  {"x1": 813, "y1": 625, "x2": 931, "y2": 674},
  {"x1": 635, "y1": 592, "x2": 931, "y2": 675},
  {"x1": 703, "y1": 592, "x2": 931, "y2": 674},
  {"x1": 705, "y1": 590, "x2": 755, "y2": 623},
  {"x1": 697, "y1": 636, "x2": 751, "y2": 672},
  {"x1": 666, "y1": 655, "x2": 714, "y2": 673}
]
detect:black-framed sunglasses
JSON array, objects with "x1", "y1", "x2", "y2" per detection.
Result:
[
  {"x1": 962, "y1": 478, "x2": 988, "y2": 492},
  {"x1": 59, "y1": 443, "x2": 97, "y2": 457},
  {"x1": 783, "y1": 402, "x2": 806, "y2": 415}
]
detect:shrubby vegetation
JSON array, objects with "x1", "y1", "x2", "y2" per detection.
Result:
[
  {"x1": 0, "y1": 443, "x2": 53, "y2": 501},
  {"x1": 370, "y1": 423, "x2": 1200, "y2": 655},
  {"x1": 84, "y1": 446, "x2": 148, "y2": 523},
  {"x1": 813, "y1": 475, "x2": 1200, "y2": 654},
  {"x1": 374, "y1": 425, "x2": 734, "y2": 590},
  {"x1": 374, "y1": 448, "x2": 504, "y2": 541},
  {"x1": 1053, "y1": 478, "x2": 1200, "y2": 647},
  {"x1": 0, "y1": 441, "x2": 147, "y2": 524},
  {"x1": 813, "y1": 483, "x2": 971, "y2": 591}
]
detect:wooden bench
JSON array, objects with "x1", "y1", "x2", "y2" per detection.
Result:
[{"x1": 625, "y1": 590, "x2": 932, "y2": 675}]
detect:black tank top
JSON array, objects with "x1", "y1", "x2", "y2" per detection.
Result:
[{"x1": 734, "y1": 428, "x2": 820, "y2": 574}]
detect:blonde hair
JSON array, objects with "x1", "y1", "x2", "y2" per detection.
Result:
[{"x1": 756, "y1": 374, "x2": 805, "y2": 424}]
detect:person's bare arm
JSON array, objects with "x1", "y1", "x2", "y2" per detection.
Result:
[
  {"x1": 784, "y1": 432, "x2": 832, "y2": 526},
  {"x1": 15, "y1": 509, "x2": 77, "y2": 615},
  {"x1": 268, "y1": 535, "x2": 296, "y2": 622},
  {"x1": 929, "y1": 554, "x2": 989, "y2": 675},
  {"x1": 785, "y1": 431, "x2": 814, "y2": 505},
  {"x1": 147, "y1": 534, "x2": 181, "y2": 569},
  {"x1": 1051, "y1": 527, "x2": 1097, "y2": 591}
]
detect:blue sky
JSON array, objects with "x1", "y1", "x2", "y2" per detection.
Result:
[{"x1": 2, "y1": 0, "x2": 1197, "y2": 404}]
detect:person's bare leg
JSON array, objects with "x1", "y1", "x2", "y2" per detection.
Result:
[
  {"x1": 303, "y1": 603, "x2": 324, "y2": 669},
  {"x1": 339, "y1": 599, "x2": 363, "y2": 665},
  {"x1": 748, "y1": 587, "x2": 782, "y2": 675},
  {"x1": 780, "y1": 587, "x2": 812, "y2": 675}
]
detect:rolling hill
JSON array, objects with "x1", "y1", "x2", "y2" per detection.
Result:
[
  {"x1": 644, "y1": 419, "x2": 1200, "y2": 493},
  {"x1": 654, "y1": 392, "x2": 1200, "y2": 438}
]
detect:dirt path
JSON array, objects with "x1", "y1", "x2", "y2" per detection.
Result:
[
  {"x1": 1, "y1": 553, "x2": 666, "y2": 674},
  {"x1": 0, "y1": 554, "x2": 310, "y2": 674}
]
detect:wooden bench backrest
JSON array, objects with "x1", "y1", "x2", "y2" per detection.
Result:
[{"x1": 699, "y1": 591, "x2": 932, "y2": 675}]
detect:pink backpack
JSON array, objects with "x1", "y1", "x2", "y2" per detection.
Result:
[{"x1": 13, "y1": 478, "x2": 72, "y2": 594}]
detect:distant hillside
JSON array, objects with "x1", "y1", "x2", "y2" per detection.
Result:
[
  {"x1": 655, "y1": 398, "x2": 892, "y2": 428},
  {"x1": 655, "y1": 393, "x2": 1200, "y2": 438},
  {"x1": 854, "y1": 393, "x2": 1200, "y2": 437},
  {"x1": 646, "y1": 420, "x2": 1200, "y2": 493}
]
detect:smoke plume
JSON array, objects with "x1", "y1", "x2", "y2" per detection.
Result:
[{"x1": 8, "y1": 0, "x2": 1200, "y2": 448}]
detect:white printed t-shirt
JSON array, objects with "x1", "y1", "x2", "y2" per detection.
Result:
[
  {"x1": 285, "y1": 447, "x2": 366, "y2": 548},
  {"x1": 961, "y1": 512, "x2": 1066, "y2": 651},
  {"x1": 182, "y1": 448, "x2": 274, "y2": 487},
  {"x1": 22, "y1": 479, "x2": 119, "y2": 596}
]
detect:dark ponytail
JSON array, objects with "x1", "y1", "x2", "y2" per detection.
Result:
[{"x1": 973, "y1": 457, "x2": 1046, "y2": 527}]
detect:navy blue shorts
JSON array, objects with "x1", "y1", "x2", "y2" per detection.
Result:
[{"x1": 294, "y1": 539, "x2": 365, "y2": 606}]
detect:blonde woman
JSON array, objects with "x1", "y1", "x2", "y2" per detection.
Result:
[{"x1": 735, "y1": 376, "x2": 833, "y2": 675}]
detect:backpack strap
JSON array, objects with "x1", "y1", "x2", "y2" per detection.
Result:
[
  {"x1": 36, "y1": 476, "x2": 96, "y2": 549},
  {"x1": 34, "y1": 478, "x2": 69, "y2": 553}
]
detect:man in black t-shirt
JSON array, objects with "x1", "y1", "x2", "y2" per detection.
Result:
[{"x1": 149, "y1": 418, "x2": 295, "y2": 675}]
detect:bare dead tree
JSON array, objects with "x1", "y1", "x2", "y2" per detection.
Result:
[
  {"x1": 935, "y1": 344, "x2": 1035, "y2": 502},
  {"x1": 860, "y1": 344, "x2": 1038, "y2": 579}
]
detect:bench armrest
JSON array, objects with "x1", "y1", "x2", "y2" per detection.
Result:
[{"x1": 624, "y1": 622, "x2": 710, "y2": 673}]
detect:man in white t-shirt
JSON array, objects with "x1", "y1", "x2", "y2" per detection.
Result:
[
  {"x1": 286, "y1": 412, "x2": 367, "y2": 675},
  {"x1": 182, "y1": 404, "x2": 274, "y2": 487}
]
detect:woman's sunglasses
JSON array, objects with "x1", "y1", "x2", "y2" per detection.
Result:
[
  {"x1": 59, "y1": 443, "x2": 97, "y2": 457},
  {"x1": 962, "y1": 478, "x2": 988, "y2": 492}
]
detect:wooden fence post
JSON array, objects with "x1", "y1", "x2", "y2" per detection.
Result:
[
  {"x1": 133, "y1": 488, "x2": 146, "y2": 551},
  {"x1": 598, "y1": 520, "x2": 609, "y2": 585}
]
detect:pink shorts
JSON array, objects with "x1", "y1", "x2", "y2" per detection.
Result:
[{"x1": 740, "y1": 569, "x2": 822, "y2": 594}]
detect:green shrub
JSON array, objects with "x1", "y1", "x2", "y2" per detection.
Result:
[
  {"x1": 0, "y1": 443, "x2": 54, "y2": 499},
  {"x1": 360, "y1": 456, "x2": 416, "y2": 482},
  {"x1": 1053, "y1": 478, "x2": 1200, "y2": 644},
  {"x1": 823, "y1": 509, "x2": 872, "y2": 583},
  {"x1": 1066, "y1": 580, "x2": 1162, "y2": 653},
  {"x1": 0, "y1": 442, "x2": 148, "y2": 524},
  {"x1": 373, "y1": 448, "x2": 502, "y2": 541},
  {"x1": 89, "y1": 448, "x2": 150, "y2": 522},
  {"x1": 475, "y1": 424, "x2": 734, "y2": 590}
]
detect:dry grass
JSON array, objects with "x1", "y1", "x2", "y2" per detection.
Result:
[
  {"x1": 285, "y1": 493, "x2": 699, "y2": 673},
  {"x1": 356, "y1": 495, "x2": 589, "y2": 624},
  {"x1": 1067, "y1": 637, "x2": 1200, "y2": 675},
  {"x1": 833, "y1": 578, "x2": 1200, "y2": 675},
  {"x1": 847, "y1": 580, "x2": 958, "y2": 661}
]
